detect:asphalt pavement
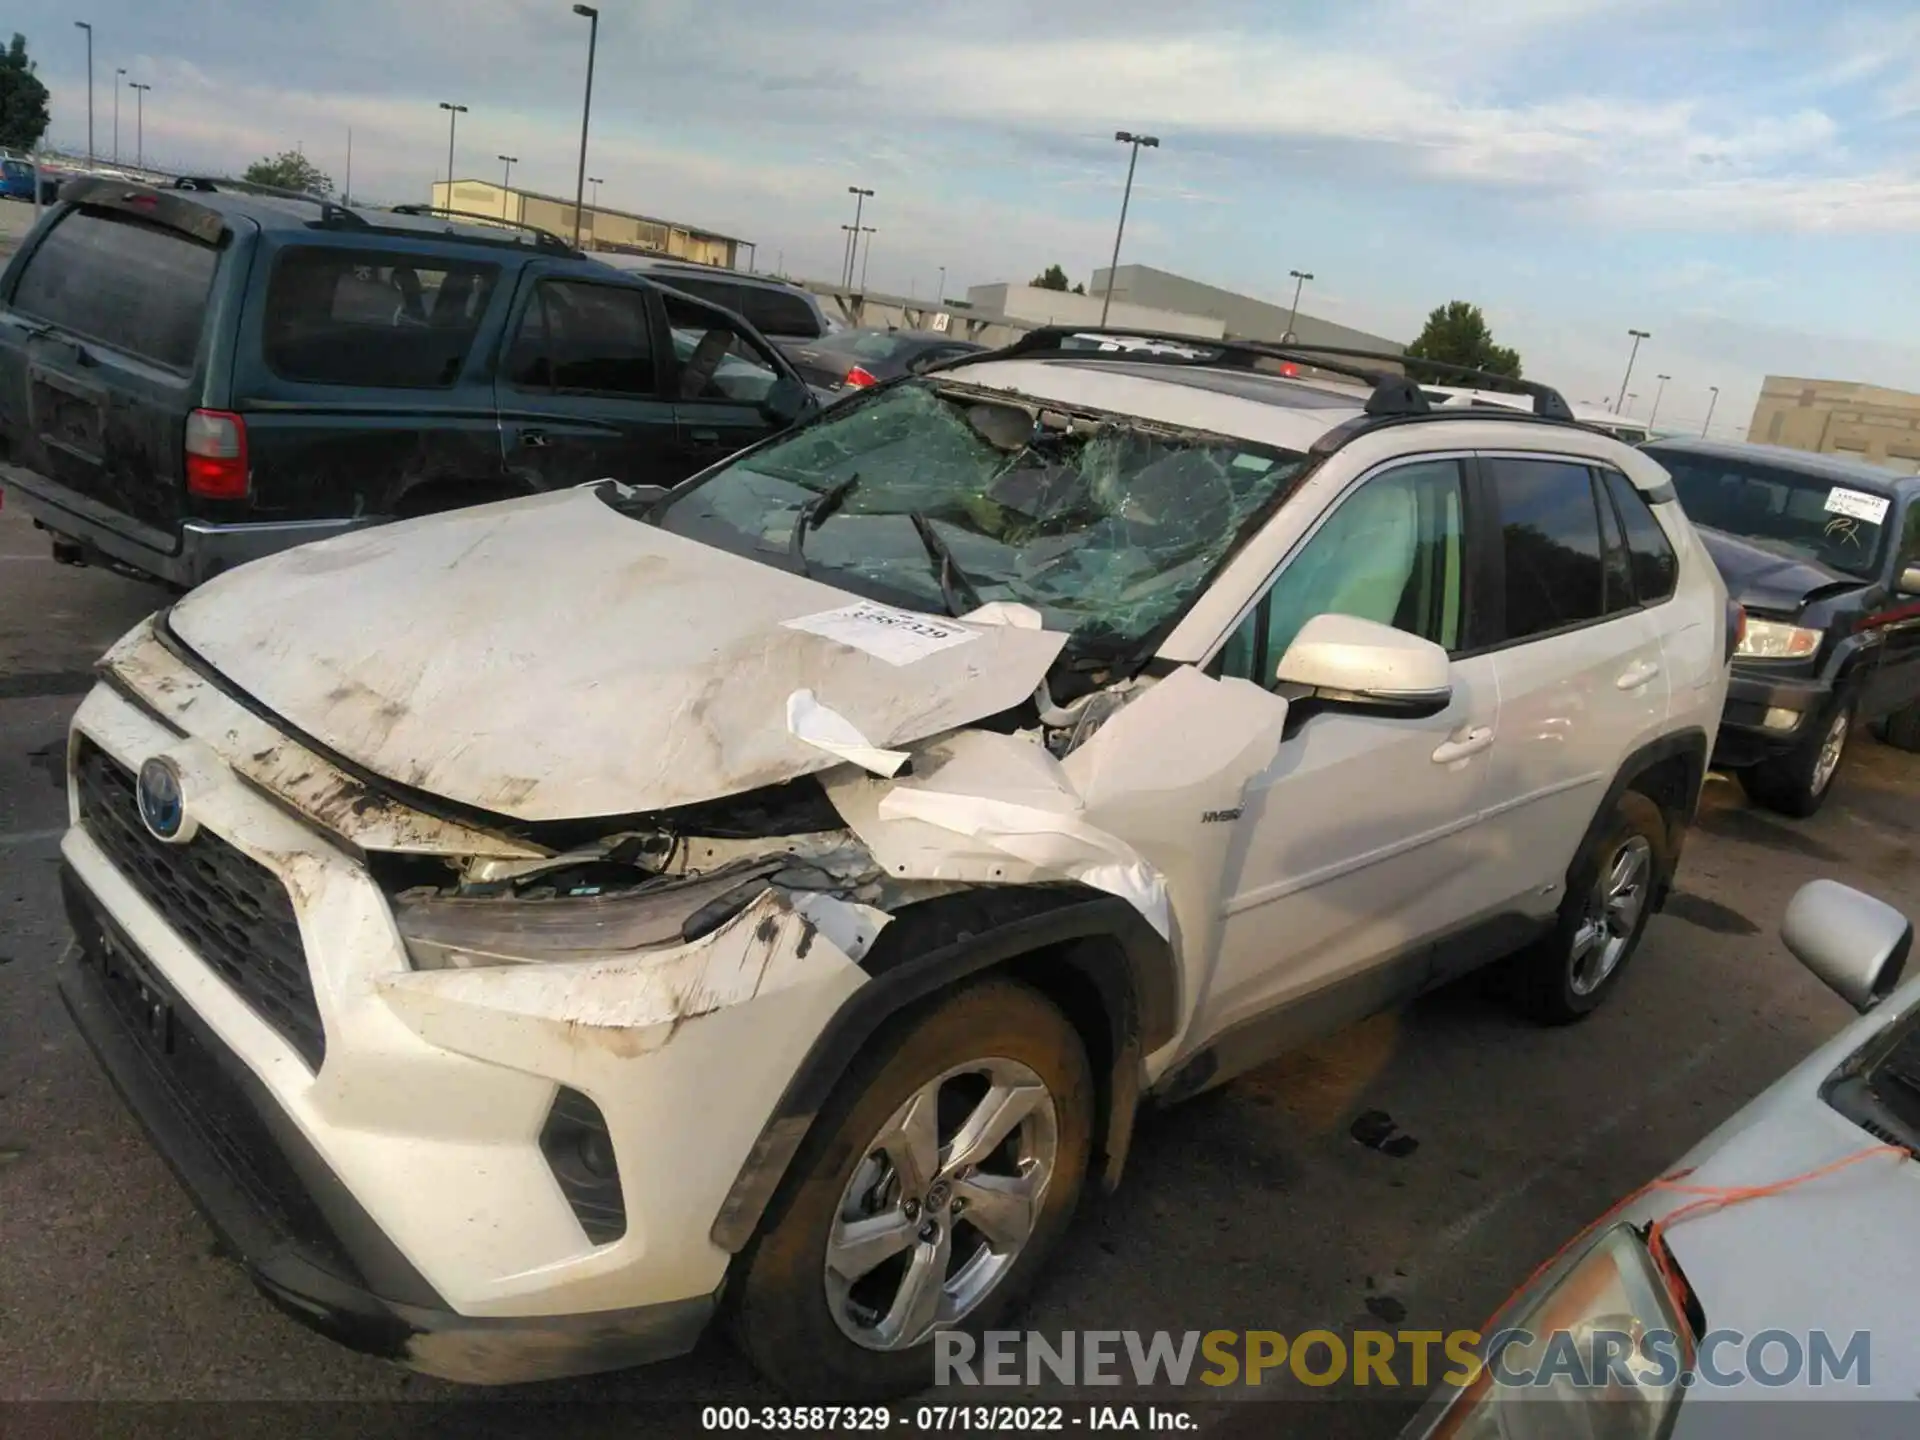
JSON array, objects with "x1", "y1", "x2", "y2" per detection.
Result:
[{"x1": 2, "y1": 495, "x2": 1916, "y2": 1435}]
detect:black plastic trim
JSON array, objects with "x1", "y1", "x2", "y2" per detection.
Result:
[
  {"x1": 709, "y1": 888, "x2": 1174, "y2": 1252},
  {"x1": 540, "y1": 1086, "x2": 628, "y2": 1245}
]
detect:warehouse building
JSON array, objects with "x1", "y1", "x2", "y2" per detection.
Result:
[
  {"x1": 1748, "y1": 376, "x2": 1920, "y2": 476},
  {"x1": 1091, "y1": 264, "x2": 1404, "y2": 352},
  {"x1": 427, "y1": 179, "x2": 750, "y2": 268}
]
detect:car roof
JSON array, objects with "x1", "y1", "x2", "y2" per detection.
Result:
[
  {"x1": 1644, "y1": 436, "x2": 1919, "y2": 492},
  {"x1": 593, "y1": 254, "x2": 801, "y2": 289}
]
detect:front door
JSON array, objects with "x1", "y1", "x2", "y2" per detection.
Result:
[
  {"x1": 662, "y1": 293, "x2": 791, "y2": 474},
  {"x1": 1862, "y1": 497, "x2": 1920, "y2": 722},
  {"x1": 494, "y1": 273, "x2": 683, "y2": 492},
  {"x1": 1193, "y1": 456, "x2": 1503, "y2": 1050}
]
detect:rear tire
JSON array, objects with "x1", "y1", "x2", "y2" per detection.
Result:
[
  {"x1": 1880, "y1": 701, "x2": 1920, "y2": 754},
  {"x1": 1741, "y1": 698, "x2": 1854, "y2": 817},
  {"x1": 1509, "y1": 790, "x2": 1669, "y2": 1024},
  {"x1": 732, "y1": 979, "x2": 1093, "y2": 1399}
]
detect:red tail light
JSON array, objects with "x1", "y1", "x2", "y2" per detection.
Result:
[
  {"x1": 185, "y1": 409, "x2": 248, "y2": 499},
  {"x1": 1280, "y1": 362, "x2": 1299, "y2": 377},
  {"x1": 844, "y1": 365, "x2": 879, "y2": 388}
]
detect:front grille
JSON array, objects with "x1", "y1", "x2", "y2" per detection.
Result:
[{"x1": 75, "y1": 739, "x2": 326, "y2": 1068}]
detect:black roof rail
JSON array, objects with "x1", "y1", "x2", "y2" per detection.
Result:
[
  {"x1": 984, "y1": 326, "x2": 1577, "y2": 424},
  {"x1": 170, "y1": 175, "x2": 367, "y2": 227},
  {"x1": 387, "y1": 204, "x2": 578, "y2": 256}
]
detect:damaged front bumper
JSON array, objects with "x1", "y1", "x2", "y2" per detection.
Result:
[{"x1": 57, "y1": 666, "x2": 873, "y2": 1382}]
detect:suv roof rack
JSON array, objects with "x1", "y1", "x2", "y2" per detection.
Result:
[
  {"x1": 386, "y1": 204, "x2": 578, "y2": 256},
  {"x1": 984, "y1": 326, "x2": 1578, "y2": 427},
  {"x1": 170, "y1": 175, "x2": 368, "y2": 227}
]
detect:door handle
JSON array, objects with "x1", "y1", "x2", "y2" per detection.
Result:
[
  {"x1": 1616, "y1": 659, "x2": 1662, "y2": 691},
  {"x1": 689, "y1": 429, "x2": 721, "y2": 445},
  {"x1": 1431, "y1": 726, "x2": 1495, "y2": 765},
  {"x1": 518, "y1": 428, "x2": 550, "y2": 449}
]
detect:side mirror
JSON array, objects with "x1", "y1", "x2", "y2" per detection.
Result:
[
  {"x1": 1898, "y1": 564, "x2": 1920, "y2": 597},
  {"x1": 1274, "y1": 613, "x2": 1452, "y2": 714},
  {"x1": 760, "y1": 375, "x2": 816, "y2": 428},
  {"x1": 1781, "y1": 879, "x2": 1912, "y2": 1013}
]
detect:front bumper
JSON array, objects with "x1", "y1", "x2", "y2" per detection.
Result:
[
  {"x1": 1711, "y1": 669, "x2": 1832, "y2": 768},
  {"x1": 56, "y1": 881, "x2": 717, "y2": 1383},
  {"x1": 55, "y1": 670, "x2": 870, "y2": 1382},
  {"x1": 1, "y1": 463, "x2": 375, "y2": 588}
]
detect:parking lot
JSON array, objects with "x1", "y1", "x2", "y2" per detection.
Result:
[{"x1": 3, "y1": 493, "x2": 1916, "y2": 1431}]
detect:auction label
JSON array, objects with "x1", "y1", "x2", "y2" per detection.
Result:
[
  {"x1": 1824, "y1": 487, "x2": 1891, "y2": 525},
  {"x1": 783, "y1": 601, "x2": 980, "y2": 667}
]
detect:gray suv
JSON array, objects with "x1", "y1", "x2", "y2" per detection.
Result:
[{"x1": 590, "y1": 255, "x2": 837, "y2": 358}]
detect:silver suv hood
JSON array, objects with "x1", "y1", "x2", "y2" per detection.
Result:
[{"x1": 167, "y1": 488, "x2": 1066, "y2": 822}]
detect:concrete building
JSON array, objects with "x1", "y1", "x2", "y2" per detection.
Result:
[
  {"x1": 427, "y1": 180, "x2": 749, "y2": 268},
  {"x1": 962, "y1": 282, "x2": 1226, "y2": 339},
  {"x1": 1748, "y1": 376, "x2": 1920, "y2": 476},
  {"x1": 1092, "y1": 264, "x2": 1404, "y2": 353}
]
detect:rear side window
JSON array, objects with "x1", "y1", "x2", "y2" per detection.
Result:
[
  {"x1": 12, "y1": 208, "x2": 218, "y2": 370},
  {"x1": 658, "y1": 276, "x2": 743, "y2": 315},
  {"x1": 1603, "y1": 469, "x2": 1679, "y2": 603},
  {"x1": 263, "y1": 248, "x2": 499, "y2": 389},
  {"x1": 738, "y1": 286, "x2": 821, "y2": 339},
  {"x1": 506, "y1": 280, "x2": 657, "y2": 397},
  {"x1": 1486, "y1": 457, "x2": 1606, "y2": 641}
]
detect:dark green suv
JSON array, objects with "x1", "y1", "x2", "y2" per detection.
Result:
[{"x1": 0, "y1": 178, "x2": 815, "y2": 587}]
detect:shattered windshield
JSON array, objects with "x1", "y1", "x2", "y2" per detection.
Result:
[{"x1": 647, "y1": 379, "x2": 1308, "y2": 655}]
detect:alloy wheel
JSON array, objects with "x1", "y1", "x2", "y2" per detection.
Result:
[
  {"x1": 1811, "y1": 711, "x2": 1849, "y2": 797},
  {"x1": 1569, "y1": 835, "x2": 1653, "y2": 996}
]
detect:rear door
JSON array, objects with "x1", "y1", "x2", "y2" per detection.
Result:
[
  {"x1": 494, "y1": 270, "x2": 683, "y2": 491},
  {"x1": 1863, "y1": 496, "x2": 1920, "y2": 719},
  {"x1": 0, "y1": 196, "x2": 226, "y2": 541},
  {"x1": 1476, "y1": 455, "x2": 1672, "y2": 907}
]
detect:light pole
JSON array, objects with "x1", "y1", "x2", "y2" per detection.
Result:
[
  {"x1": 1284, "y1": 269, "x2": 1314, "y2": 342},
  {"x1": 840, "y1": 224, "x2": 857, "y2": 283},
  {"x1": 129, "y1": 82, "x2": 150, "y2": 170},
  {"x1": 437, "y1": 102, "x2": 467, "y2": 202},
  {"x1": 497, "y1": 154, "x2": 518, "y2": 217},
  {"x1": 1702, "y1": 385, "x2": 1720, "y2": 437},
  {"x1": 842, "y1": 186, "x2": 873, "y2": 287},
  {"x1": 858, "y1": 226, "x2": 877, "y2": 290},
  {"x1": 571, "y1": 4, "x2": 599, "y2": 249},
  {"x1": 73, "y1": 22, "x2": 94, "y2": 163},
  {"x1": 113, "y1": 66, "x2": 124, "y2": 164},
  {"x1": 1100, "y1": 130, "x2": 1159, "y2": 325},
  {"x1": 1648, "y1": 374, "x2": 1671, "y2": 428},
  {"x1": 1615, "y1": 329, "x2": 1649, "y2": 414},
  {"x1": 937, "y1": 265, "x2": 947, "y2": 304},
  {"x1": 589, "y1": 175, "x2": 603, "y2": 207}
]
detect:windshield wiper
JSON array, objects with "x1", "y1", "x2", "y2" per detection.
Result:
[
  {"x1": 787, "y1": 473, "x2": 860, "y2": 577},
  {"x1": 908, "y1": 511, "x2": 985, "y2": 618}
]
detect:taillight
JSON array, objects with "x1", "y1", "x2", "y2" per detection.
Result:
[
  {"x1": 185, "y1": 409, "x2": 248, "y2": 499},
  {"x1": 844, "y1": 365, "x2": 879, "y2": 388},
  {"x1": 1279, "y1": 362, "x2": 1299, "y2": 377}
]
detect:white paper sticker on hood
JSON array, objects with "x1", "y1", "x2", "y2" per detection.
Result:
[{"x1": 782, "y1": 601, "x2": 981, "y2": 667}]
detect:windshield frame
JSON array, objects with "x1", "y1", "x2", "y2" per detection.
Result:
[
  {"x1": 1649, "y1": 448, "x2": 1894, "y2": 580},
  {"x1": 634, "y1": 373, "x2": 1319, "y2": 674}
]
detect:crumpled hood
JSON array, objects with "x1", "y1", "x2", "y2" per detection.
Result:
[
  {"x1": 1694, "y1": 525, "x2": 1860, "y2": 614},
  {"x1": 167, "y1": 488, "x2": 1067, "y2": 823}
]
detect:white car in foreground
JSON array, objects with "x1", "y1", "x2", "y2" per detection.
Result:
[{"x1": 56, "y1": 330, "x2": 1729, "y2": 1395}]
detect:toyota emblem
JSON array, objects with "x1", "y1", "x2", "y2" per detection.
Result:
[{"x1": 136, "y1": 757, "x2": 193, "y2": 844}]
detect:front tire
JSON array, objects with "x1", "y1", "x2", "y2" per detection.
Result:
[
  {"x1": 1879, "y1": 700, "x2": 1920, "y2": 754},
  {"x1": 1741, "y1": 698, "x2": 1853, "y2": 817},
  {"x1": 1510, "y1": 790, "x2": 1669, "y2": 1024},
  {"x1": 732, "y1": 978, "x2": 1093, "y2": 1399}
]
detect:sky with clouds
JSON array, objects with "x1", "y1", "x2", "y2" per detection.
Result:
[{"x1": 22, "y1": 0, "x2": 1920, "y2": 435}]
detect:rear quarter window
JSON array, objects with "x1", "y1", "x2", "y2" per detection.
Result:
[
  {"x1": 262, "y1": 247, "x2": 500, "y2": 389},
  {"x1": 1602, "y1": 468, "x2": 1679, "y2": 603},
  {"x1": 11, "y1": 207, "x2": 218, "y2": 370},
  {"x1": 738, "y1": 286, "x2": 822, "y2": 339}
]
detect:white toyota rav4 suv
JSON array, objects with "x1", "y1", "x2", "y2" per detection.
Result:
[{"x1": 55, "y1": 330, "x2": 1731, "y2": 1397}]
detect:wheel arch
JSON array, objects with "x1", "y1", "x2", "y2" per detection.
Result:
[
  {"x1": 390, "y1": 475, "x2": 537, "y2": 518},
  {"x1": 708, "y1": 885, "x2": 1178, "y2": 1254},
  {"x1": 1599, "y1": 727, "x2": 1710, "y2": 909}
]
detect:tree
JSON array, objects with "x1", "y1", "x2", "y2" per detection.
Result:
[
  {"x1": 244, "y1": 149, "x2": 335, "y2": 197},
  {"x1": 1031, "y1": 263, "x2": 1071, "y2": 292},
  {"x1": 1404, "y1": 301, "x2": 1523, "y2": 388},
  {"x1": 1071, "y1": 282, "x2": 1086, "y2": 295},
  {"x1": 0, "y1": 34, "x2": 50, "y2": 152}
]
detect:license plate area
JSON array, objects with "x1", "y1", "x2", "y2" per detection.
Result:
[
  {"x1": 31, "y1": 375, "x2": 104, "y2": 461},
  {"x1": 98, "y1": 926, "x2": 177, "y2": 1055}
]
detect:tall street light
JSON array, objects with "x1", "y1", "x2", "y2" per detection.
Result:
[
  {"x1": 437, "y1": 102, "x2": 467, "y2": 203},
  {"x1": 1702, "y1": 385, "x2": 1720, "y2": 438},
  {"x1": 113, "y1": 66, "x2": 125, "y2": 164},
  {"x1": 937, "y1": 265, "x2": 947, "y2": 304},
  {"x1": 1648, "y1": 373, "x2": 1671, "y2": 428},
  {"x1": 1101, "y1": 130, "x2": 1160, "y2": 325},
  {"x1": 571, "y1": 4, "x2": 599, "y2": 249},
  {"x1": 840, "y1": 223, "x2": 858, "y2": 283},
  {"x1": 843, "y1": 186, "x2": 873, "y2": 287},
  {"x1": 74, "y1": 22, "x2": 94, "y2": 163},
  {"x1": 129, "y1": 81, "x2": 150, "y2": 170},
  {"x1": 498, "y1": 154, "x2": 518, "y2": 218},
  {"x1": 1284, "y1": 269, "x2": 1314, "y2": 342},
  {"x1": 1615, "y1": 329, "x2": 1649, "y2": 415},
  {"x1": 589, "y1": 175, "x2": 604, "y2": 208},
  {"x1": 858, "y1": 226, "x2": 877, "y2": 290}
]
